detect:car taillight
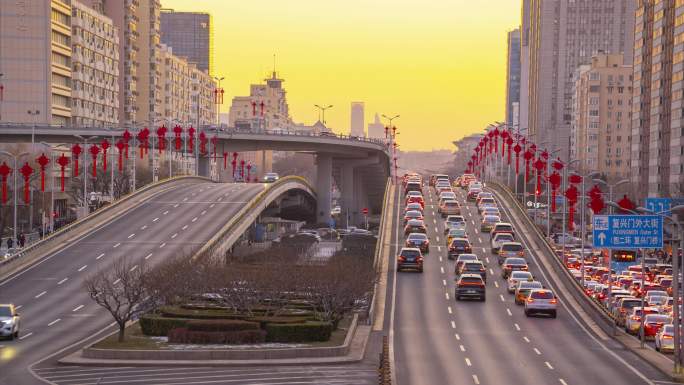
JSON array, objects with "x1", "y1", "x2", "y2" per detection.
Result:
[
  {"x1": 550, "y1": 299, "x2": 557, "y2": 304},
  {"x1": 416, "y1": 257, "x2": 424, "y2": 262},
  {"x1": 398, "y1": 256, "x2": 406, "y2": 262},
  {"x1": 518, "y1": 251, "x2": 524, "y2": 256},
  {"x1": 664, "y1": 335, "x2": 674, "y2": 339},
  {"x1": 631, "y1": 316, "x2": 640, "y2": 321},
  {"x1": 522, "y1": 266, "x2": 528, "y2": 271},
  {"x1": 480, "y1": 268, "x2": 486, "y2": 272},
  {"x1": 527, "y1": 298, "x2": 535, "y2": 303}
]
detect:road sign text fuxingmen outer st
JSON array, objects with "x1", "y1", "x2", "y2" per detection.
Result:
[{"x1": 592, "y1": 215, "x2": 663, "y2": 249}]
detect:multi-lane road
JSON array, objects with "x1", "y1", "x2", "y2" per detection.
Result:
[
  {"x1": 391, "y1": 184, "x2": 670, "y2": 385},
  {"x1": 0, "y1": 182, "x2": 265, "y2": 385}
]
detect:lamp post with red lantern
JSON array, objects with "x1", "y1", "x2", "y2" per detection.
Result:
[
  {"x1": 381, "y1": 114, "x2": 400, "y2": 184},
  {"x1": 0, "y1": 150, "x2": 30, "y2": 243}
]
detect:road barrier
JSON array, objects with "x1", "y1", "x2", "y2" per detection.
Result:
[
  {"x1": 367, "y1": 178, "x2": 392, "y2": 325},
  {"x1": 378, "y1": 335, "x2": 392, "y2": 385}
]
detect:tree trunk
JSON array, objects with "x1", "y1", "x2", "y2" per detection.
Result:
[{"x1": 118, "y1": 324, "x2": 126, "y2": 343}]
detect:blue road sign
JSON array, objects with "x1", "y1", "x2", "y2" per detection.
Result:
[
  {"x1": 645, "y1": 197, "x2": 684, "y2": 215},
  {"x1": 593, "y1": 215, "x2": 663, "y2": 249}
]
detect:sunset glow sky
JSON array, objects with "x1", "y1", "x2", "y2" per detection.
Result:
[{"x1": 162, "y1": 0, "x2": 520, "y2": 151}]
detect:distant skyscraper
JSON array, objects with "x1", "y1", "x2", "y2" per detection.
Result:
[
  {"x1": 350, "y1": 102, "x2": 365, "y2": 137},
  {"x1": 519, "y1": 0, "x2": 530, "y2": 133},
  {"x1": 367, "y1": 113, "x2": 384, "y2": 139},
  {"x1": 506, "y1": 28, "x2": 521, "y2": 129},
  {"x1": 160, "y1": 11, "x2": 213, "y2": 73}
]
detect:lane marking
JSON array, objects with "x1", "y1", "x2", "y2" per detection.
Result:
[
  {"x1": 439, "y1": 256, "x2": 443, "y2": 262},
  {"x1": 78, "y1": 265, "x2": 87, "y2": 272},
  {"x1": 173, "y1": 203, "x2": 180, "y2": 207},
  {"x1": 96, "y1": 253, "x2": 105, "y2": 260},
  {"x1": 499, "y1": 294, "x2": 505, "y2": 302},
  {"x1": 514, "y1": 323, "x2": 521, "y2": 331},
  {"x1": 442, "y1": 279, "x2": 447, "y2": 286},
  {"x1": 478, "y1": 237, "x2": 483, "y2": 243},
  {"x1": 129, "y1": 265, "x2": 138, "y2": 272},
  {"x1": 465, "y1": 357, "x2": 472, "y2": 366},
  {"x1": 437, "y1": 246, "x2": 442, "y2": 252},
  {"x1": 451, "y1": 321, "x2": 456, "y2": 329},
  {"x1": 57, "y1": 278, "x2": 68, "y2": 285},
  {"x1": 506, "y1": 308, "x2": 512, "y2": 316},
  {"x1": 182, "y1": 225, "x2": 188, "y2": 230},
  {"x1": 113, "y1": 242, "x2": 121, "y2": 248},
  {"x1": 445, "y1": 292, "x2": 450, "y2": 300},
  {"x1": 159, "y1": 242, "x2": 166, "y2": 248},
  {"x1": 183, "y1": 197, "x2": 189, "y2": 202},
  {"x1": 145, "y1": 253, "x2": 153, "y2": 260},
  {"x1": 210, "y1": 204, "x2": 215, "y2": 208},
  {"x1": 523, "y1": 336, "x2": 530, "y2": 343},
  {"x1": 455, "y1": 333, "x2": 460, "y2": 340},
  {"x1": 474, "y1": 229, "x2": 479, "y2": 234},
  {"x1": 545, "y1": 362, "x2": 554, "y2": 370},
  {"x1": 473, "y1": 374, "x2": 480, "y2": 385},
  {"x1": 494, "y1": 281, "x2": 499, "y2": 288},
  {"x1": 15, "y1": 305, "x2": 22, "y2": 310},
  {"x1": 471, "y1": 220, "x2": 475, "y2": 226},
  {"x1": 436, "y1": 236, "x2": 440, "y2": 242},
  {"x1": 72, "y1": 305, "x2": 84, "y2": 312},
  {"x1": 20, "y1": 332, "x2": 33, "y2": 340},
  {"x1": 192, "y1": 217, "x2": 198, "y2": 222},
  {"x1": 35, "y1": 291, "x2": 47, "y2": 298},
  {"x1": 171, "y1": 233, "x2": 178, "y2": 239},
  {"x1": 201, "y1": 210, "x2": 207, "y2": 215},
  {"x1": 48, "y1": 319, "x2": 61, "y2": 326},
  {"x1": 440, "y1": 266, "x2": 445, "y2": 274},
  {"x1": 448, "y1": 306, "x2": 453, "y2": 314},
  {"x1": 482, "y1": 247, "x2": 486, "y2": 253},
  {"x1": 163, "y1": 210, "x2": 169, "y2": 215},
  {"x1": 141, "y1": 225, "x2": 148, "y2": 230},
  {"x1": 485, "y1": 257, "x2": 490, "y2": 264},
  {"x1": 128, "y1": 233, "x2": 135, "y2": 239},
  {"x1": 460, "y1": 344, "x2": 466, "y2": 352},
  {"x1": 153, "y1": 217, "x2": 159, "y2": 222},
  {"x1": 534, "y1": 348, "x2": 542, "y2": 355},
  {"x1": 113, "y1": 279, "x2": 121, "y2": 285},
  {"x1": 560, "y1": 379, "x2": 568, "y2": 385},
  {"x1": 489, "y1": 268, "x2": 494, "y2": 275}
]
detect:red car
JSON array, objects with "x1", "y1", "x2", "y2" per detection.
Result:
[
  {"x1": 641, "y1": 314, "x2": 672, "y2": 340},
  {"x1": 403, "y1": 210, "x2": 424, "y2": 225},
  {"x1": 406, "y1": 195, "x2": 425, "y2": 208}
]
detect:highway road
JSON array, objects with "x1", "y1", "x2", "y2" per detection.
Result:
[
  {"x1": 0, "y1": 182, "x2": 265, "y2": 385},
  {"x1": 391, "y1": 184, "x2": 671, "y2": 385}
]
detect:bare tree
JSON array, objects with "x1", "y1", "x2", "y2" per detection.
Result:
[
  {"x1": 83, "y1": 258, "x2": 150, "y2": 342},
  {"x1": 145, "y1": 253, "x2": 220, "y2": 310}
]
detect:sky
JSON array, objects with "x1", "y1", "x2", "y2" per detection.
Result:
[{"x1": 162, "y1": 0, "x2": 521, "y2": 151}]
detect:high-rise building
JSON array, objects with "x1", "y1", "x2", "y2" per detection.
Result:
[
  {"x1": 350, "y1": 102, "x2": 365, "y2": 137},
  {"x1": 0, "y1": 0, "x2": 73, "y2": 125},
  {"x1": 506, "y1": 28, "x2": 521, "y2": 130},
  {"x1": 527, "y1": 0, "x2": 636, "y2": 155},
  {"x1": 71, "y1": 1, "x2": 120, "y2": 127},
  {"x1": 228, "y1": 71, "x2": 293, "y2": 130},
  {"x1": 160, "y1": 10, "x2": 213, "y2": 74},
  {"x1": 632, "y1": 0, "x2": 684, "y2": 198},
  {"x1": 367, "y1": 113, "x2": 384, "y2": 139},
  {"x1": 519, "y1": 0, "x2": 531, "y2": 133},
  {"x1": 571, "y1": 54, "x2": 632, "y2": 182}
]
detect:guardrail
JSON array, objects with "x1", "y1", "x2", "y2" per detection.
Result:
[
  {"x1": 367, "y1": 178, "x2": 392, "y2": 325},
  {"x1": 193, "y1": 176, "x2": 316, "y2": 260}
]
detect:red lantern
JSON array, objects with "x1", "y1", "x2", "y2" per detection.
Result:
[
  {"x1": 552, "y1": 159, "x2": 563, "y2": 171},
  {"x1": 71, "y1": 143, "x2": 82, "y2": 177},
  {"x1": 246, "y1": 163, "x2": 252, "y2": 182},
  {"x1": 493, "y1": 127, "x2": 500, "y2": 153},
  {"x1": 223, "y1": 152, "x2": 228, "y2": 169},
  {"x1": 231, "y1": 159, "x2": 237, "y2": 177},
  {"x1": 20, "y1": 162, "x2": 33, "y2": 203},
  {"x1": 588, "y1": 185, "x2": 604, "y2": 214},
  {"x1": 564, "y1": 185, "x2": 579, "y2": 231},
  {"x1": 524, "y1": 149, "x2": 534, "y2": 182},
  {"x1": 0, "y1": 162, "x2": 11, "y2": 204},
  {"x1": 89, "y1": 144, "x2": 100, "y2": 177},
  {"x1": 188, "y1": 126, "x2": 196, "y2": 151},
  {"x1": 137, "y1": 129, "x2": 148, "y2": 158},
  {"x1": 467, "y1": 160, "x2": 473, "y2": 173},
  {"x1": 173, "y1": 125, "x2": 183, "y2": 151},
  {"x1": 260, "y1": 101, "x2": 265, "y2": 116},
  {"x1": 116, "y1": 140, "x2": 125, "y2": 172},
  {"x1": 122, "y1": 129, "x2": 132, "y2": 159},
  {"x1": 57, "y1": 154, "x2": 69, "y2": 192},
  {"x1": 568, "y1": 174, "x2": 582, "y2": 185},
  {"x1": 617, "y1": 195, "x2": 636, "y2": 213},
  {"x1": 533, "y1": 157, "x2": 545, "y2": 196},
  {"x1": 252, "y1": 101, "x2": 257, "y2": 116},
  {"x1": 211, "y1": 135, "x2": 218, "y2": 161},
  {"x1": 156, "y1": 126, "x2": 167, "y2": 154},
  {"x1": 37, "y1": 153, "x2": 49, "y2": 192},
  {"x1": 513, "y1": 142, "x2": 522, "y2": 175},
  {"x1": 199, "y1": 131, "x2": 207, "y2": 154},
  {"x1": 240, "y1": 159, "x2": 245, "y2": 179},
  {"x1": 505, "y1": 136, "x2": 513, "y2": 164},
  {"x1": 548, "y1": 171, "x2": 562, "y2": 212},
  {"x1": 100, "y1": 139, "x2": 110, "y2": 172}
]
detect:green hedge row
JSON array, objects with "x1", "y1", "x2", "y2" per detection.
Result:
[
  {"x1": 139, "y1": 316, "x2": 190, "y2": 336},
  {"x1": 160, "y1": 306, "x2": 244, "y2": 320},
  {"x1": 265, "y1": 321, "x2": 333, "y2": 342},
  {"x1": 186, "y1": 319, "x2": 259, "y2": 332},
  {"x1": 168, "y1": 328, "x2": 267, "y2": 344}
]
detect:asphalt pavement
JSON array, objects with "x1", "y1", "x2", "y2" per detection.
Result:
[
  {"x1": 391, "y1": 184, "x2": 670, "y2": 385},
  {"x1": 0, "y1": 182, "x2": 265, "y2": 385}
]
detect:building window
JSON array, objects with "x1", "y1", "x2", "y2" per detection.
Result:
[
  {"x1": 52, "y1": 94, "x2": 71, "y2": 108},
  {"x1": 51, "y1": 30, "x2": 70, "y2": 47},
  {"x1": 52, "y1": 52, "x2": 71, "y2": 67},
  {"x1": 51, "y1": 9, "x2": 70, "y2": 25}
]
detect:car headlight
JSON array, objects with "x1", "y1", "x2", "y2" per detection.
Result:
[{"x1": 1, "y1": 319, "x2": 13, "y2": 326}]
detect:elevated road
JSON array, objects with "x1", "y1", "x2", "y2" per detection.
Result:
[{"x1": 390, "y1": 184, "x2": 669, "y2": 385}]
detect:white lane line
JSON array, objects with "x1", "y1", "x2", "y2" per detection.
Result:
[
  {"x1": 129, "y1": 265, "x2": 138, "y2": 272},
  {"x1": 19, "y1": 332, "x2": 33, "y2": 340},
  {"x1": 471, "y1": 220, "x2": 475, "y2": 226},
  {"x1": 485, "y1": 257, "x2": 490, "y2": 264},
  {"x1": 437, "y1": 246, "x2": 442, "y2": 252},
  {"x1": 439, "y1": 256, "x2": 443, "y2": 262},
  {"x1": 201, "y1": 210, "x2": 207, "y2": 215},
  {"x1": 455, "y1": 333, "x2": 461, "y2": 340},
  {"x1": 534, "y1": 348, "x2": 542, "y2": 355},
  {"x1": 163, "y1": 210, "x2": 169, "y2": 215},
  {"x1": 48, "y1": 318, "x2": 61, "y2": 326},
  {"x1": 57, "y1": 278, "x2": 68, "y2": 285},
  {"x1": 465, "y1": 357, "x2": 472, "y2": 366},
  {"x1": 145, "y1": 253, "x2": 153, "y2": 260},
  {"x1": 445, "y1": 292, "x2": 450, "y2": 300},
  {"x1": 499, "y1": 294, "x2": 505, "y2": 302},
  {"x1": 113, "y1": 242, "x2": 121, "y2": 248},
  {"x1": 210, "y1": 204, "x2": 215, "y2": 208},
  {"x1": 174, "y1": 203, "x2": 180, "y2": 208},
  {"x1": 442, "y1": 279, "x2": 447, "y2": 286},
  {"x1": 183, "y1": 197, "x2": 188, "y2": 202},
  {"x1": 436, "y1": 236, "x2": 440, "y2": 242},
  {"x1": 113, "y1": 278, "x2": 121, "y2": 285},
  {"x1": 159, "y1": 242, "x2": 166, "y2": 248},
  {"x1": 460, "y1": 344, "x2": 466, "y2": 352},
  {"x1": 171, "y1": 233, "x2": 178, "y2": 239},
  {"x1": 141, "y1": 225, "x2": 148, "y2": 230},
  {"x1": 523, "y1": 336, "x2": 530, "y2": 343},
  {"x1": 128, "y1": 233, "x2": 135, "y2": 239},
  {"x1": 78, "y1": 265, "x2": 87, "y2": 272},
  {"x1": 451, "y1": 321, "x2": 456, "y2": 329},
  {"x1": 494, "y1": 281, "x2": 499, "y2": 288},
  {"x1": 506, "y1": 308, "x2": 513, "y2": 316},
  {"x1": 474, "y1": 229, "x2": 479, "y2": 234},
  {"x1": 35, "y1": 291, "x2": 47, "y2": 298},
  {"x1": 545, "y1": 362, "x2": 554, "y2": 370},
  {"x1": 514, "y1": 323, "x2": 521, "y2": 331},
  {"x1": 478, "y1": 237, "x2": 483, "y2": 243},
  {"x1": 153, "y1": 217, "x2": 159, "y2": 222},
  {"x1": 15, "y1": 305, "x2": 22, "y2": 310},
  {"x1": 191, "y1": 217, "x2": 198, "y2": 222},
  {"x1": 182, "y1": 225, "x2": 188, "y2": 230},
  {"x1": 440, "y1": 266, "x2": 445, "y2": 274},
  {"x1": 489, "y1": 268, "x2": 494, "y2": 275},
  {"x1": 559, "y1": 379, "x2": 568, "y2": 385},
  {"x1": 473, "y1": 374, "x2": 480, "y2": 384},
  {"x1": 72, "y1": 305, "x2": 84, "y2": 312},
  {"x1": 448, "y1": 306, "x2": 453, "y2": 314},
  {"x1": 96, "y1": 253, "x2": 105, "y2": 260},
  {"x1": 433, "y1": 219, "x2": 437, "y2": 224}
]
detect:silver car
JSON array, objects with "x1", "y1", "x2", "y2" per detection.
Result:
[
  {"x1": 524, "y1": 289, "x2": 558, "y2": 318},
  {"x1": 0, "y1": 304, "x2": 20, "y2": 340},
  {"x1": 655, "y1": 324, "x2": 675, "y2": 353}
]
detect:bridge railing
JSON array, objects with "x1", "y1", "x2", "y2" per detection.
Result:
[{"x1": 367, "y1": 178, "x2": 392, "y2": 325}]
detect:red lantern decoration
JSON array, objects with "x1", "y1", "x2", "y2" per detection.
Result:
[
  {"x1": 533, "y1": 157, "x2": 545, "y2": 196},
  {"x1": 71, "y1": 143, "x2": 82, "y2": 177},
  {"x1": 231, "y1": 159, "x2": 237, "y2": 177},
  {"x1": 568, "y1": 174, "x2": 582, "y2": 185},
  {"x1": 173, "y1": 125, "x2": 183, "y2": 151},
  {"x1": 588, "y1": 185, "x2": 604, "y2": 214},
  {"x1": 137, "y1": 128, "x2": 149, "y2": 158},
  {"x1": 89, "y1": 144, "x2": 100, "y2": 177},
  {"x1": 115, "y1": 140, "x2": 125, "y2": 172},
  {"x1": 20, "y1": 162, "x2": 33, "y2": 203},
  {"x1": 505, "y1": 136, "x2": 513, "y2": 164},
  {"x1": 188, "y1": 126, "x2": 196, "y2": 151},
  {"x1": 260, "y1": 101, "x2": 265, "y2": 116},
  {"x1": 552, "y1": 159, "x2": 564, "y2": 171},
  {"x1": 523, "y1": 149, "x2": 534, "y2": 182},
  {"x1": 493, "y1": 127, "x2": 500, "y2": 153},
  {"x1": 211, "y1": 135, "x2": 218, "y2": 161},
  {"x1": 564, "y1": 185, "x2": 579, "y2": 231},
  {"x1": 223, "y1": 152, "x2": 228, "y2": 169},
  {"x1": 0, "y1": 162, "x2": 11, "y2": 204},
  {"x1": 156, "y1": 126, "x2": 167, "y2": 154},
  {"x1": 548, "y1": 171, "x2": 562, "y2": 212},
  {"x1": 100, "y1": 139, "x2": 110, "y2": 172},
  {"x1": 252, "y1": 101, "x2": 257, "y2": 116},
  {"x1": 246, "y1": 163, "x2": 252, "y2": 182},
  {"x1": 122, "y1": 129, "x2": 132, "y2": 159},
  {"x1": 240, "y1": 159, "x2": 245, "y2": 179},
  {"x1": 199, "y1": 131, "x2": 208, "y2": 154},
  {"x1": 57, "y1": 154, "x2": 69, "y2": 192},
  {"x1": 513, "y1": 142, "x2": 522, "y2": 175},
  {"x1": 37, "y1": 153, "x2": 49, "y2": 192},
  {"x1": 617, "y1": 195, "x2": 636, "y2": 213}
]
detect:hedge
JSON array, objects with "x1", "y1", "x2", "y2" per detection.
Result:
[
  {"x1": 265, "y1": 321, "x2": 333, "y2": 342},
  {"x1": 140, "y1": 316, "x2": 190, "y2": 336},
  {"x1": 168, "y1": 328, "x2": 267, "y2": 344},
  {"x1": 246, "y1": 316, "x2": 308, "y2": 329},
  {"x1": 160, "y1": 306, "x2": 244, "y2": 320},
  {"x1": 186, "y1": 319, "x2": 259, "y2": 332}
]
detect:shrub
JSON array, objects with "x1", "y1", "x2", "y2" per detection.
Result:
[
  {"x1": 246, "y1": 316, "x2": 307, "y2": 329},
  {"x1": 160, "y1": 306, "x2": 244, "y2": 320},
  {"x1": 186, "y1": 319, "x2": 259, "y2": 332},
  {"x1": 265, "y1": 321, "x2": 333, "y2": 342},
  {"x1": 140, "y1": 316, "x2": 189, "y2": 336},
  {"x1": 168, "y1": 328, "x2": 267, "y2": 344}
]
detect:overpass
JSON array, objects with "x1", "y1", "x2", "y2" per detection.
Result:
[{"x1": 0, "y1": 124, "x2": 391, "y2": 225}]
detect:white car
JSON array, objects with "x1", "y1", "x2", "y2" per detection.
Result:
[
  {"x1": 508, "y1": 271, "x2": 534, "y2": 293},
  {"x1": 491, "y1": 232, "x2": 515, "y2": 253},
  {"x1": 0, "y1": 304, "x2": 20, "y2": 340},
  {"x1": 524, "y1": 289, "x2": 558, "y2": 318},
  {"x1": 262, "y1": 172, "x2": 280, "y2": 183}
]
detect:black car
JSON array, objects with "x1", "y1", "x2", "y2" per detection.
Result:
[
  {"x1": 397, "y1": 248, "x2": 424, "y2": 273},
  {"x1": 404, "y1": 220, "x2": 427, "y2": 236},
  {"x1": 455, "y1": 274, "x2": 486, "y2": 301},
  {"x1": 458, "y1": 261, "x2": 487, "y2": 283},
  {"x1": 448, "y1": 238, "x2": 472, "y2": 260},
  {"x1": 405, "y1": 233, "x2": 430, "y2": 253}
]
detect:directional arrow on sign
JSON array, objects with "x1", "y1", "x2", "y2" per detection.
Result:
[{"x1": 597, "y1": 232, "x2": 606, "y2": 246}]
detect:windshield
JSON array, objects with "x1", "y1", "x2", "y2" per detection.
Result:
[
  {"x1": 505, "y1": 258, "x2": 526, "y2": 265},
  {"x1": 401, "y1": 249, "x2": 421, "y2": 258},
  {"x1": 520, "y1": 282, "x2": 543, "y2": 290},
  {"x1": 0, "y1": 306, "x2": 12, "y2": 317},
  {"x1": 464, "y1": 263, "x2": 483, "y2": 270},
  {"x1": 511, "y1": 272, "x2": 532, "y2": 279},
  {"x1": 460, "y1": 276, "x2": 483, "y2": 284},
  {"x1": 646, "y1": 315, "x2": 671, "y2": 323},
  {"x1": 495, "y1": 234, "x2": 514, "y2": 242},
  {"x1": 531, "y1": 291, "x2": 554, "y2": 299},
  {"x1": 408, "y1": 234, "x2": 427, "y2": 241},
  {"x1": 495, "y1": 225, "x2": 514, "y2": 232},
  {"x1": 502, "y1": 244, "x2": 523, "y2": 252}
]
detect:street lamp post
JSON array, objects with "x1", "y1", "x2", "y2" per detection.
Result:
[
  {"x1": 544, "y1": 148, "x2": 562, "y2": 237},
  {"x1": 315, "y1": 104, "x2": 334, "y2": 125},
  {"x1": 576, "y1": 170, "x2": 600, "y2": 287},
  {"x1": 27, "y1": 109, "x2": 40, "y2": 152},
  {"x1": 561, "y1": 159, "x2": 581, "y2": 261},
  {"x1": 0, "y1": 150, "x2": 30, "y2": 243},
  {"x1": 74, "y1": 135, "x2": 97, "y2": 216}
]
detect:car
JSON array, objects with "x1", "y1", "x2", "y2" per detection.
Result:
[
  {"x1": 647, "y1": 295, "x2": 669, "y2": 308},
  {"x1": 641, "y1": 314, "x2": 672, "y2": 340},
  {"x1": 477, "y1": 197, "x2": 497, "y2": 213},
  {"x1": 454, "y1": 254, "x2": 479, "y2": 273},
  {"x1": 502, "y1": 257, "x2": 528, "y2": 279},
  {"x1": 447, "y1": 227, "x2": 468, "y2": 245},
  {"x1": 403, "y1": 210, "x2": 424, "y2": 225},
  {"x1": 515, "y1": 281, "x2": 544, "y2": 305},
  {"x1": 330, "y1": 206, "x2": 342, "y2": 215},
  {"x1": 507, "y1": 271, "x2": 534, "y2": 293},
  {"x1": 491, "y1": 233, "x2": 515, "y2": 253},
  {"x1": 480, "y1": 215, "x2": 501, "y2": 232},
  {"x1": 448, "y1": 238, "x2": 473, "y2": 260},
  {"x1": 613, "y1": 297, "x2": 642, "y2": 326},
  {"x1": 455, "y1": 274, "x2": 486, "y2": 301},
  {"x1": 262, "y1": 172, "x2": 280, "y2": 183},
  {"x1": 475, "y1": 191, "x2": 494, "y2": 204},
  {"x1": 467, "y1": 188, "x2": 482, "y2": 201},
  {"x1": 405, "y1": 233, "x2": 430, "y2": 253},
  {"x1": 498, "y1": 242, "x2": 525, "y2": 264},
  {"x1": 405, "y1": 202, "x2": 424, "y2": 214},
  {"x1": 459, "y1": 261, "x2": 487, "y2": 282},
  {"x1": 655, "y1": 324, "x2": 676, "y2": 353},
  {"x1": 524, "y1": 289, "x2": 558, "y2": 318},
  {"x1": 438, "y1": 191, "x2": 457, "y2": 202},
  {"x1": 481, "y1": 206, "x2": 501, "y2": 218},
  {"x1": 404, "y1": 182, "x2": 422, "y2": 194},
  {"x1": 444, "y1": 215, "x2": 466, "y2": 234},
  {"x1": 439, "y1": 200, "x2": 461, "y2": 217},
  {"x1": 406, "y1": 194, "x2": 425, "y2": 208},
  {"x1": 396, "y1": 248, "x2": 424, "y2": 273},
  {"x1": 625, "y1": 306, "x2": 660, "y2": 334},
  {"x1": 404, "y1": 220, "x2": 427, "y2": 236},
  {"x1": 491, "y1": 222, "x2": 515, "y2": 239},
  {"x1": 0, "y1": 304, "x2": 20, "y2": 340}
]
